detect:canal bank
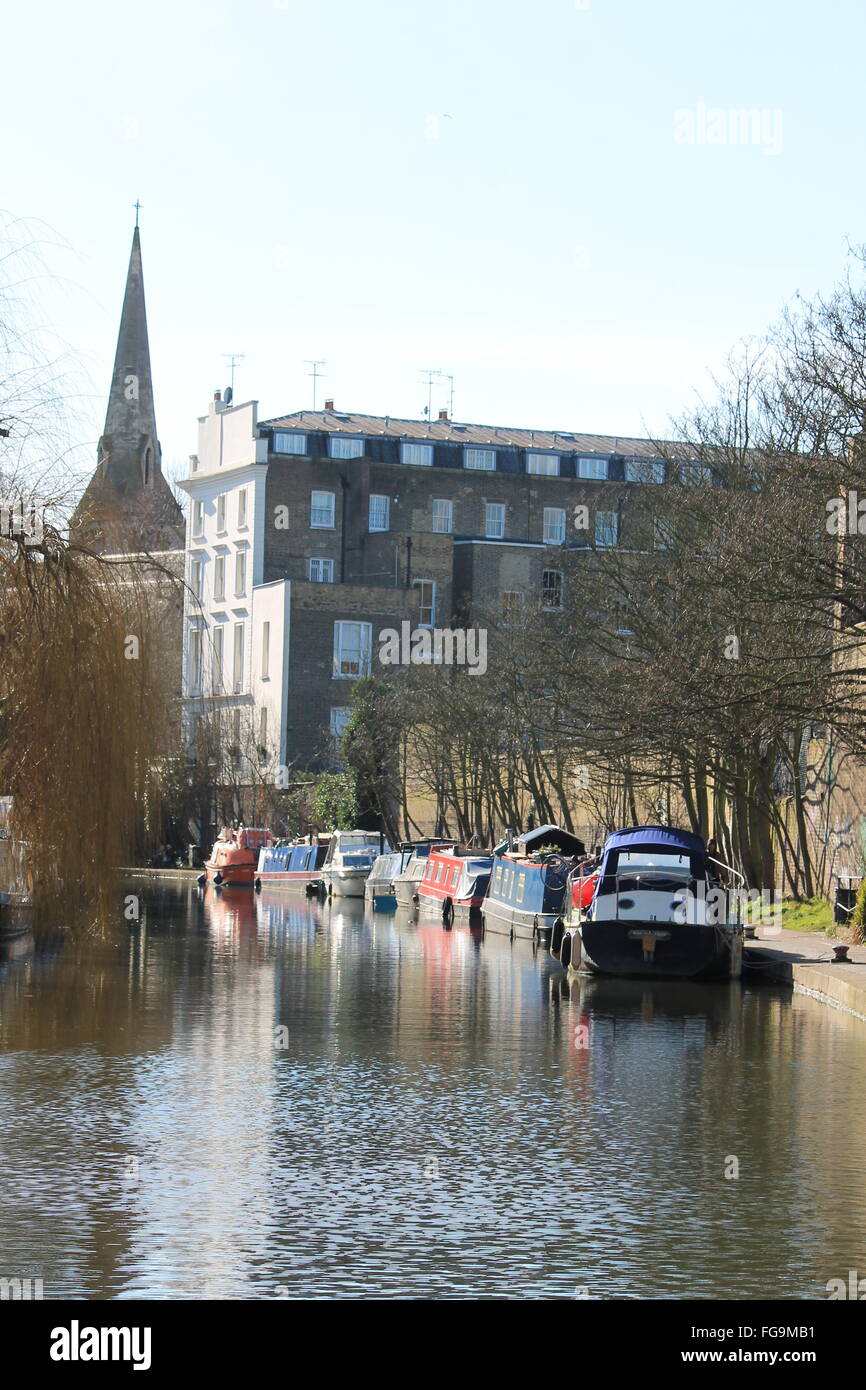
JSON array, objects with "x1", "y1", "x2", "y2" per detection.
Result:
[{"x1": 747, "y1": 928, "x2": 866, "y2": 1023}]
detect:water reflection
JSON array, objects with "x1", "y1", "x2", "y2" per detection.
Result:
[{"x1": 0, "y1": 881, "x2": 864, "y2": 1299}]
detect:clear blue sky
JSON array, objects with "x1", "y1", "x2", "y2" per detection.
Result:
[{"x1": 3, "y1": 0, "x2": 865, "y2": 481}]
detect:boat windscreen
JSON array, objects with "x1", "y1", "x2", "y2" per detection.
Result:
[{"x1": 617, "y1": 850, "x2": 693, "y2": 873}]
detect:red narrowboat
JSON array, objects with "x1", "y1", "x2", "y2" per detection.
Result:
[
  {"x1": 417, "y1": 845, "x2": 493, "y2": 924},
  {"x1": 202, "y1": 826, "x2": 271, "y2": 887}
]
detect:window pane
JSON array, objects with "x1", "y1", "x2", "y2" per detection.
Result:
[
  {"x1": 214, "y1": 555, "x2": 225, "y2": 601},
  {"x1": 233, "y1": 623, "x2": 244, "y2": 692},
  {"x1": 273, "y1": 432, "x2": 307, "y2": 455},
  {"x1": 543, "y1": 507, "x2": 566, "y2": 544},
  {"x1": 577, "y1": 457, "x2": 608, "y2": 480},
  {"x1": 625, "y1": 458, "x2": 665, "y2": 484},
  {"x1": 309, "y1": 557, "x2": 334, "y2": 582},
  {"x1": 212, "y1": 626, "x2": 224, "y2": 693},
  {"x1": 333, "y1": 621, "x2": 372, "y2": 678},
  {"x1": 261, "y1": 621, "x2": 270, "y2": 679},
  {"x1": 413, "y1": 580, "x2": 435, "y2": 626},
  {"x1": 432, "y1": 499, "x2": 452, "y2": 533},
  {"x1": 216, "y1": 494, "x2": 226, "y2": 531},
  {"x1": 330, "y1": 437, "x2": 365, "y2": 459},
  {"x1": 595, "y1": 510, "x2": 619, "y2": 547},
  {"x1": 311, "y1": 490, "x2": 335, "y2": 527},
  {"x1": 192, "y1": 499, "x2": 204, "y2": 535},
  {"x1": 542, "y1": 569, "x2": 563, "y2": 608},
  {"x1": 369, "y1": 494, "x2": 390, "y2": 532},
  {"x1": 465, "y1": 447, "x2": 495, "y2": 471},
  {"x1": 485, "y1": 503, "x2": 505, "y2": 538},
  {"x1": 237, "y1": 488, "x2": 248, "y2": 526},
  {"x1": 188, "y1": 627, "x2": 202, "y2": 692},
  {"x1": 526, "y1": 452, "x2": 560, "y2": 475},
  {"x1": 679, "y1": 459, "x2": 713, "y2": 485},
  {"x1": 235, "y1": 551, "x2": 246, "y2": 596},
  {"x1": 402, "y1": 442, "x2": 433, "y2": 467}
]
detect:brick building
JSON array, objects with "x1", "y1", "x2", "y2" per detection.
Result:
[{"x1": 179, "y1": 394, "x2": 690, "y2": 777}]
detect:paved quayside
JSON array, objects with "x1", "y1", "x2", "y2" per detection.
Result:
[{"x1": 748, "y1": 927, "x2": 866, "y2": 1022}]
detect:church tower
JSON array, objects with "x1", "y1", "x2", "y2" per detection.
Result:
[{"x1": 70, "y1": 222, "x2": 185, "y2": 553}]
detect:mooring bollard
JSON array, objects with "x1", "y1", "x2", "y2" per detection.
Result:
[{"x1": 831, "y1": 944, "x2": 850, "y2": 963}]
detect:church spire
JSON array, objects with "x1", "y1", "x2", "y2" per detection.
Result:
[
  {"x1": 70, "y1": 220, "x2": 184, "y2": 553},
  {"x1": 99, "y1": 223, "x2": 160, "y2": 492}
]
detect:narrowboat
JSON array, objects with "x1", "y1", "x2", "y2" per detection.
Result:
[
  {"x1": 551, "y1": 825, "x2": 745, "y2": 980},
  {"x1": 417, "y1": 845, "x2": 493, "y2": 924},
  {"x1": 482, "y1": 825, "x2": 586, "y2": 940},
  {"x1": 393, "y1": 842, "x2": 448, "y2": 912},
  {"x1": 255, "y1": 837, "x2": 329, "y2": 892},
  {"x1": 200, "y1": 826, "x2": 271, "y2": 887},
  {"x1": 321, "y1": 830, "x2": 388, "y2": 898},
  {"x1": 365, "y1": 846, "x2": 415, "y2": 911},
  {"x1": 0, "y1": 797, "x2": 34, "y2": 936}
]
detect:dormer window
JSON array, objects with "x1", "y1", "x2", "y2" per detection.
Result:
[
  {"x1": 330, "y1": 437, "x2": 365, "y2": 459},
  {"x1": 402, "y1": 442, "x2": 433, "y2": 466},
  {"x1": 273, "y1": 432, "x2": 307, "y2": 455},
  {"x1": 465, "y1": 447, "x2": 496, "y2": 471},
  {"x1": 526, "y1": 452, "x2": 559, "y2": 476}
]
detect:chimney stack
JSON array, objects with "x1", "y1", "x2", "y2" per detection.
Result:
[
  {"x1": 324, "y1": 398, "x2": 334, "y2": 412},
  {"x1": 214, "y1": 390, "x2": 222, "y2": 403},
  {"x1": 438, "y1": 408, "x2": 448, "y2": 422}
]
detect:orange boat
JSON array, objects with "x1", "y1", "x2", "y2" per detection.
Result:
[{"x1": 201, "y1": 826, "x2": 271, "y2": 887}]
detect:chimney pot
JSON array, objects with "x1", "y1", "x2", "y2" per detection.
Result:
[
  {"x1": 324, "y1": 398, "x2": 334, "y2": 412},
  {"x1": 438, "y1": 408, "x2": 448, "y2": 421},
  {"x1": 214, "y1": 390, "x2": 222, "y2": 403}
]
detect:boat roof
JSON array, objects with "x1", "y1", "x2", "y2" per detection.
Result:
[
  {"x1": 601, "y1": 825, "x2": 706, "y2": 855},
  {"x1": 493, "y1": 825, "x2": 586, "y2": 857}
]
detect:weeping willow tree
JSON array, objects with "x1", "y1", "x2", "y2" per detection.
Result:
[{"x1": 0, "y1": 526, "x2": 177, "y2": 928}]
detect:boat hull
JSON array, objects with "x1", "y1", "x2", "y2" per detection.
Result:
[
  {"x1": 481, "y1": 901, "x2": 558, "y2": 940},
  {"x1": 571, "y1": 919, "x2": 742, "y2": 979},
  {"x1": 204, "y1": 862, "x2": 256, "y2": 887},
  {"x1": 323, "y1": 868, "x2": 369, "y2": 898},
  {"x1": 256, "y1": 871, "x2": 323, "y2": 892},
  {"x1": 418, "y1": 892, "x2": 484, "y2": 924}
]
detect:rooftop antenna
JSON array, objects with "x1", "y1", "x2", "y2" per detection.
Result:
[
  {"x1": 442, "y1": 373, "x2": 454, "y2": 418},
  {"x1": 421, "y1": 368, "x2": 442, "y2": 420},
  {"x1": 305, "y1": 359, "x2": 326, "y2": 410},
  {"x1": 223, "y1": 353, "x2": 245, "y2": 397}
]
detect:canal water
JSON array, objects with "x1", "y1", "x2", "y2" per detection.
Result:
[{"x1": 1, "y1": 879, "x2": 865, "y2": 1300}]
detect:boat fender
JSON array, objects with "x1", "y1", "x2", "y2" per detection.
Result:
[
  {"x1": 213, "y1": 872, "x2": 223, "y2": 886},
  {"x1": 254, "y1": 878, "x2": 261, "y2": 892},
  {"x1": 550, "y1": 917, "x2": 565, "y2": 959},
  {"x1": 560, "y1": 932, "x2": 572, "y2": 969},
  {"x1": 196, "y1": 873, "x2": 206, "y2": 886},
  {"x1": 443, "y1": 899, "x2": 454, "y2": 928}
]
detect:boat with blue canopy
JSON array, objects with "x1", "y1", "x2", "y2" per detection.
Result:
[
  {"x1": 255, "y1": 837, "x2": 329, "y2": 892},
  {"x1": 551, "y1": 825, "x2": 745, "y2": 979}
]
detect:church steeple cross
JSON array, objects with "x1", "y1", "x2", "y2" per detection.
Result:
[{"x1": 133, "y1": 199, "x2": 142, "y2": 228}]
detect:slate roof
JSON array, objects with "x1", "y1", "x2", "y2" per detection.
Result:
[{"x1": 260, "y1": 408, "x2": 688, "y2": 459}]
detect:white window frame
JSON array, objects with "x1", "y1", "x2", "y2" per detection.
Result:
[
  {"x1": 413, "y1": 579, "x2": 436, "y2": 628},
  {"x1": 311, "y1": 490, "x2": 335, "y2": 529},
  {"x1": 212, "y1": 624, "x2": 224, "y2": 693},
  {"x1": 595, "y1": 510, "x2": 619, "y2": 548},
  {"x1": 543, "y1": 507, "x2": 566, "y2": 544},
  {"x1": 401, "y1": 441, "x2": 433, "y2": 467},
  {"x1": 233, "y1": 622, "x2": 245, "y2": 694},
  {"x1": 526, "y1": 452, "x2": 560, "y2": 476},
  {"x1": 309, "y1": 557, "x2": 335, "y2": 583},
  {"x1": 368, "y1": 494, "x2": 390, "y2": 532},
  {"x1": 577, "y1": 457, "x2": 608, "y2": 481},
  {"x1": 189, "y1": 555, "x2": 204, "y2": 601},
  {"x1": 192, "y1": 498, "x2": 204, "y2": 537},
  {"x1": 330, "y1": 706, "x2": 352, "y2": 741},
  {"x1": 465, "y1": 447, "x2": 496, "y2": 471},
  {"x1": 234, "y1": 550, "x2": 247, "y2": 598},
  {"x1": 188, "y1": 625, "x2": 203, "y2": 694},
  {"x1": 625, "y1": 458, "x2": 665, "y2": 484},
  {"x1": 485, "y1": 502, "x2": 505, "y2": 539},
  {"x1": 261, "y1": 621, "x2": 270, "y2": 680},
  {"x1": 273, "y1": 432, "x2": 307, "y2": 455},
  {"x1": 333, "y1": 621, "x2": 372, "y2": 679},
  {"x1": 216, "y1": 493, "x2": 226, "y2": 533},
  {"x1": 237, "y1": 487, "x2": 248, "y2": 528},
  {"x1": 329, "y1": 437, "x2": 365, "y2": 459},
  {"x1": 214, "y1": 554, "x2": 226, "y2": 602},
  {"x1": 432, "y1": 498, "x2": 453, "y2": 533}
]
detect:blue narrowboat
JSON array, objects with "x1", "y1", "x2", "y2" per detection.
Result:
[
  {"x1": 255, "y1": 838, "x2": 329, "y2": 892},
  {"x1": 482, "y1": 825, "x2": 587, "y2": 940}
]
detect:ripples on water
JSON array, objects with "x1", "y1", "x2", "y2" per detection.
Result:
[{"x1": 0, "y1": 881, "x2": 864, "y2": 1299}]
